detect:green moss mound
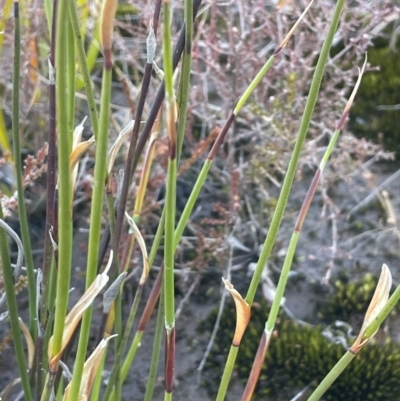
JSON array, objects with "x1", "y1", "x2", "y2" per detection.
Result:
[
  {"x1": 317, "y1": 272, "x2": 378, "y2": 325},
  {"x1": 202, "y1": 294, "x2": 400, "y2": 400}
]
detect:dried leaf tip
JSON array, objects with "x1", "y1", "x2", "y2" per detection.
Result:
[
  {"x1": 350, "y1": 263, "x2": 392, "y2": 353},
  {"x1": 63, "y1": 335, "x2": 117, "y2": 401},
  {"x1": 274, "y1": 0, "x2": 314, "y2": 56},
  {"x1": 125, "y1": 212, "x2": 149, "y2": 284},
  {"x1": 100, "y1": 0, "x2": 118, "y2": 69},
  {"x1": 222, "y1": 278, "x2": 251, "y2": 346},
  {"x1": 337, "y1": 55, "x2": 368, "y2": 130}
]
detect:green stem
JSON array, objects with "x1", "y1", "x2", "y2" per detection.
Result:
[
  {"x1": 113, "y1": 292, "x2": 123, "y2": 400},
  {"x1": 307, "y1": 351, "x2": 355, "y2": 401},
  {"x1": 67, "y1": 14, "x2": 75, "y2": 152},
  {"x1": 174, "y1": 161, "x2": 211, "y2": 248},
  {"x1": 103, "y1": 287, "x2": 144, "y2": 401},
  {"x1": 163, "y1": 0, "x2": 177, "y2": 335},
  {"x1": 0, "y1": 210, "x2": 33, "y2": 401},
  {"x1": 69, "y1": 0, "x2": 99, "y2": 138},
  {"x1": 40, "y1": 373, "x2": 56, "y2": 401},
  {"x1": 143, "y1": 290, "x2": 164, "y2": 401},
  {"x1": 114, "y1": 32, "x2": 193, "y2": 388},
  {"x1": 120, "y1": 331, "x2": 143, "y2": 382},
  {"x1": 176, "y1": 0, "x2": 193, "y2": 160},
  {"x1": 234, "y1": 56, "x2": 275, "y2": 115},
  {"x1": 164, "y1": 155, "x2": 177, "y2": 330},
  {"x1": 265, "y1": 232, "x2": 299, "y2": 332},
  {"x1": 245, "y1": 0, "x2": 347, "y2": 306},
  {"x1": 12, "y1": 0, "x2": 37, "y2": 342},
  {"x1": 216, "y1": 346, "x2": 239, "y2": 401},
  {"x1": 243, "y1": 57, "x2": 369, "y2": 399},
  {"x1": 214, "y1": 1, "x2": 347, "y2": 399},
  {"x1": 118, "y1": 210, "x2": 165, "y2": 381},
  {"x1": 67, "y1": 66, "x2": 113, "y2": 401},
  {"x1": 43, "y1": 0, "x2": 52, "y2": 35},
  {"x1": 50, "y1": 0, "x2": 73, "y2": 359},
  {"x1": 40, "y1": 0, "x2": 57, "y2": 332}
]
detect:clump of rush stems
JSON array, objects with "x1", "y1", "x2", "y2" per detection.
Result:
[{"x1": 0, "y1": 1, "x2": 399, "y2": 401}]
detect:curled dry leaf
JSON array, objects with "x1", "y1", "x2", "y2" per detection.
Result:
[
  {"x1": 70, "y1": 137, "x2": 95, "y2": 172},
  {"x1": 18, "y1": 317, "x2": 35, "y2": 370},
  {"x1": 70, "y1": 118, "x2": 94, "y2": 190},
  {"x1": 106, "y1": 120, "x2": 135, "y2": 176},
  {"x1": 125, "y1": 212, "x2": 149, "y2": 284},
  {"x1": 222, "y1": 278, "x2": 251, "y2": 346},
  {"x1": 63, "y1": 335, "x2": 117, "y2": 401},
  {"x1": 48, "y1": 251, "x2": 114, "y2": 371},
  {"x1": 134, "y1": 108, "x2": 162, "y2": 219},
  {"x1": 69, "y1": 117, "x2": 86, "y2": 188},
  {"x1": 351, "y1": 264, "x2": 392, "y2": 353}
]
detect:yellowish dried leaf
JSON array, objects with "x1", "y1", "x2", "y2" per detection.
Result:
[
  {"x1": 18, "y1": 318, "x2": 35, "y2": 370},
  {"x1": 276, "y1": 0, "x2": 315, "y2": 54},
  {"x1": 70, "y1": 137, "x2": 95, "y2": 172},
  {"x1": 134, "y1": 108, "x2": 162, "y2": 218},
  {"x1": 351, "y1": 264, "x2": 392, "y2": 353},
  {"x1": 100, "y1": 0, "x2": 118, "y2": 51},
  {"x1": 48, "y1": 252, "x2": 113, "y2": 370},
  {"x1": 69, "y1": 118, "x2": 93, "y2": 190},
  {"x1": 63, "y1": 335, "x2": 117, "y2": 401},
  {"x1": 222, "y1": 278, "x2": 251, "y2": 346},
  {"x1": 125, "y1": 212, "x2": 149, "y2": 284},
  {"x1": 107, "y1": 120, "x2": 135, "y2": 175}
]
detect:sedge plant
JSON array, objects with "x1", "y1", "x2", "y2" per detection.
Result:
[{"x1": 0, "y1": 1, "x2": 398, "y2": 401}]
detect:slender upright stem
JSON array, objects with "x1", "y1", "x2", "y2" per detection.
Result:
[
  {"x1": 51, "y1": 0, "x2": 73, "y2": 360},
  {"x1": 103, "y1": 286, "x2": 144, "y2": 401},
  {"x1": 12, "y1": 0, "x2": 37, "y2": 342},
  {"x1": 66, "y1": 15, "x2": 75, "y2": 152},
  {"x1": 162, "y1": 2, "x2": 178, "y2": 398},
  {"x1": 0, "y1": 209, "x2": 33, "y2": 401},
  {"x1": 214, "y1": 1, "x2": 347, "y2": 399},
  {"x1": 176, "y1": 0, "x2": 193, "y2": 160},
  {"x1": 245, "y1": 0, "x2": 346, "y2": 306},
  {"x1": 67, "y1": 65, "x2": 113, "y2": 401},
  {"x1": 143, "y1": 286, "x2": 165, "y2": 401},
  {"x1": 69, "y1": 0, "x2": 99, "y2": 138},
  {"x1": 40, "y1": 0, "x2": 58, "y2": 332}
]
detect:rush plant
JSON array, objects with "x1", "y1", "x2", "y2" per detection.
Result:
[{"x1": 0, "y1": 1, "x2": 398, "y2": 401}]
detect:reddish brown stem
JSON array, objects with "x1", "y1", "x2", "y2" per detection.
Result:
[
  {"x1": 294, "y1": 168, "x2": 321, "y2": 233},
  {"x1": 138, "y1": 266, "x2": 163, "y2": 331},
  {"x1": 241, "y1": 331, "x2": 271, "y2": 401},
  {"x1": 208, "y1": 113, "x2": 235, "y2": 160},
  {"x1": 164, "y1": 327, "x2": 176, "y2": 393},
  {"x1": 37, "y1": 1, "x2": 58, "y2": 398},
  {"x1": 153, "y1": 0, "x2": 162, "y2": 36}
]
